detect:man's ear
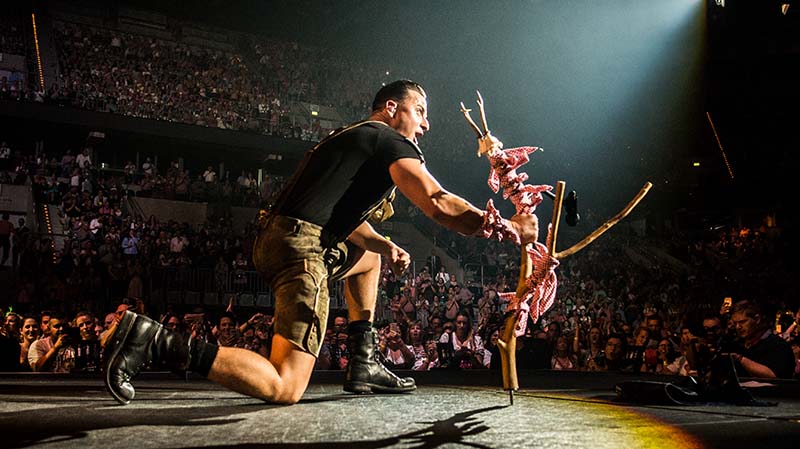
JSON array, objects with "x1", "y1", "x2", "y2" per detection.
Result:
[{"x1": 386, "y1": 99, "x2": 398, "y2": 117}]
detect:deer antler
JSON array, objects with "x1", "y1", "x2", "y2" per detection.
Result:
[{"x1": 460, "y1": 90, "x2": 500, "y2": 157}]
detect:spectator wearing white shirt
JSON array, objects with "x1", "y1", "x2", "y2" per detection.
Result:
[
  {"x1": 169, "y1": 232, "x2": 188, "y2": 253},
  {"x1": 434, "y1": 267, "x2": 449, "y2": 285},
  {"x1": 142, "y1": 157, "x2": 154, "y2": 176},
  {"x1": 76, "y1": 149, "x2": 92, "y2": 169},
  {"x1": 382, "y1": 323, "x2": 415, "y2": 370},
  {"x1": 451, "y1": 312, "x2": 489, "y2": 369},
  {"x1": 203, "y1": 166, "x2": 216, "y2": 183},
  {"x1": 89, "y1": 214, "x2": 103, "y2": 237},
  {"x1": 70, "y1": 169, "x2": 81, "y2": 189}
]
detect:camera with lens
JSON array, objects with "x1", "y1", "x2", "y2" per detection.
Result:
[{"x1": 60, "y1": 323, "x2": 82, "y2": 342}]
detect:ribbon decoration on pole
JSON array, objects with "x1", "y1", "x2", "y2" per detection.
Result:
[{"x1": 461, "y1": 91, "x2": 652, "y2": 404}]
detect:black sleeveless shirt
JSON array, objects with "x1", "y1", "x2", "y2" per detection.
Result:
[{"x1": 274, "y1": 121, "x2": 424, "y2": 243}]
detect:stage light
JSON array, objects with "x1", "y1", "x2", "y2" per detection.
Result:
[
  {"x1": 782, "y1": 3, "x2": 790, "y2": 15},
  {"x1": 715, "y1": 0, "x2": 725, "y2": 7},
  {"x1": 692, "y1": 162, "x2": 700, "y2": 167}
]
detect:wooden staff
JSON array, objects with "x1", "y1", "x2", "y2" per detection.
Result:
[
  {"x1": 459, "y1": 92, "x2": 652, "y2": 405},
  {"x1": 499, "y1": 181, "x2": 565, "y2": 404},
  {"x1": 554, "y1": 182, "x2": 652, "y2": 259}
]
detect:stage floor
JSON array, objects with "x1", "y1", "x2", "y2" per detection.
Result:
[{"x1": 1, "y1": 371, "x2": 799, "y2": 448}]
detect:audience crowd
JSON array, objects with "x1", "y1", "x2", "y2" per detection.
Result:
[
  {"x1": 0, "y1": 13, "x2": 25, "y2": 57},
  {"x1": 2, "y1": 169, "x2": 797, "y2": 380},
  {"x1": 5, "y1": 15, "x2": 402, "y2": 143},
  {"x1": 1, "y1": 10, "x2": 797, "y2": 384}
]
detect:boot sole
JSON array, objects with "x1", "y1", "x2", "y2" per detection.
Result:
[
  {"x1": 343, "y1": 382, "x2": 417, "y2": 394},
  {"x1": 104, "y1": 311, "x2": 138, "y2": 405}
]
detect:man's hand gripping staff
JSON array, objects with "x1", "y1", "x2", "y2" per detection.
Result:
[{"x1": 461, "y1": 91, "x2": 653, "y2": 404}]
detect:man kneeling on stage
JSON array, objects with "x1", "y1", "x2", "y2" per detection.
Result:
[{"x1": 103, "y1": 80, "x2": 539, "y2": 405}]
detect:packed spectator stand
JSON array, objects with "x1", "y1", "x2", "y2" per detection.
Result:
[{"x1": 1, "y1": 6, "x2": 798, "y2": 382}]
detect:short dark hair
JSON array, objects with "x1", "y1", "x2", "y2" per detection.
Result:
[
  {"x1": 606, "y1": 332, "x2": 628, "y2": 353},
  {"x1": 371, "y1": 79, "x2": 426, "y2": 112},
  {"x1": 48, "y1": 312, "x2": 67, "y2": 322},
  {"x1": 730, "y1": 300, "x2": 762, "y2": 320},
  {"x1": 218, "y1": 311, "x2": 237, "y2": 325},
  {"x1": 646, "y1": 314, "x2": 663, "y2": 323},
  {"x1": 73, "y1": 310, "x2": 93, "y2": 322}
]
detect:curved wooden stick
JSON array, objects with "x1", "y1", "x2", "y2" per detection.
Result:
[
  {"x1": 499, "y1": 181, "x2": 565, "y2": 404},
  {"x1": 458, "y1": 91, "x2": 652, "y2": 404},
  {"x1": 548, "y1": 181, "x2": 566, "y2": 257},
  {"x1": 555, "y1": 182, "x2": 652, "y2": 259},
  {"x1": 498, "y1": 311, "x2": 520, "y2": 403}
]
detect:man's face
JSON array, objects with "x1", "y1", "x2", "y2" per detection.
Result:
[
  {"x1": 334, "y1": 317, "x2": 347, "y2": 331},
  {"x1": 387, "y1": 90, "x2": 429, "y2": 143},
  {"x1": 75, "y1": 314, "x2": 95, "y2": 341},
  {"x1": 219, "y1": 317, "x2": 234, "y2": 332},
  {"x1": 605, "y1": 337, "x2": 624, "y2": 361},
  {"x1": 646, "y1": 319, "x2": 661, "y2": 335},
  {"x1": 703, "y1": 318, "x2": 721, "y2": 341},
  {"x1": 49, "y1": 318, "x2": 64, "y2": 338},
  {"x1": 40, "y1": 315, "x2": 51, "y2": 335},
  {"x1": 431, "y1": 319, "x2": 442, "y2": 332},
  {"x1": 731, "y1": 311, "x2": 759, "y2": 340},
  {"x1": 680, "y1": 328, "x2": 694, "y2": 345}
]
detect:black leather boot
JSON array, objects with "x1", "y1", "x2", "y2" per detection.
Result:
[
  {"x1": 104, "y1": 311, "x2": 196, "y2": 404},
  {"x1": 344, "y1": 328, "x2": 416, "y2": 394}
]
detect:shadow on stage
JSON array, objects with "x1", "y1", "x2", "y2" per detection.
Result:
[
  {"x1": 2, "y1": 397, "x2": 505, "y2": 449},
  {"x1": 185, "y1": 405, "x2": 507, "y2": 449}
]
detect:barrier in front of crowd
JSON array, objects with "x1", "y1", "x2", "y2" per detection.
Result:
[{"x1": 148, "y1": 267, "x2": 347, "y2": 309}]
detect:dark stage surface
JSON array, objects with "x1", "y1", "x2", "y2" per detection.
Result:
[{"x1": 1, "y1": 371, "x2": 799, "y2": 448}]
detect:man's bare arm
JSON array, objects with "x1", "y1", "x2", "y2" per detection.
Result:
[
  {"x1": 389, "y1": 158, "x2": 538, "y2": 242},
  {"x1": 389, "y1": 159, "x2": 484, "y2": 234},
  {"x1": 348, "y1": 221, "x2": 410, "y2": 275}
]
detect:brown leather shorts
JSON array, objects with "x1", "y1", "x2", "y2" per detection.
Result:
[{"x1": 253, "y1": 215, "x2": 357, "y2": 356}]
